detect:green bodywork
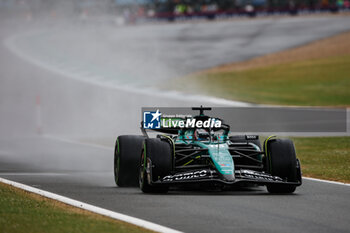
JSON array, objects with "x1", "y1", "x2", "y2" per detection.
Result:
[
  {"x1": 176, "y1": 128, "x2": 235, "y2": 181},
  {"x1": 195, "y1": 141, "x2": 235, "y2": 180}
]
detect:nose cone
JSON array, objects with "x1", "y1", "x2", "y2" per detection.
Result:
[{"x1": 222, "y1": 173, "x2": 235, "y2": 182}]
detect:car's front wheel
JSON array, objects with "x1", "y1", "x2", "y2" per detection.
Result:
[
  {"x1": 264, "y1": 138, "x2": 301, "y2": 194},
  {"x1": 114, "y1": 135, "x2": 145, "y2": 187},
  {"x1": 139, "y1": 138, "x2": 172, "y2": 193}
]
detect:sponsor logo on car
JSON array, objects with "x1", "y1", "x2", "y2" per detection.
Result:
[
  {"x1": 238, "y1": 170, "x2": 283, "y2": 181},
  {"x1": 162, "y1": 170, "x2": 212, "y2": 181},
  {"x1": 220, "y1": 163, "x2": 231, "y2": 167}
]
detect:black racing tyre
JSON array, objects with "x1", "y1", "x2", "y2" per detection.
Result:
[
  {"x1": 139, "y1": 138, "x2": 172, "y2": 193},
  {"x1": 229, "y1": 135, "x2": 261, "y2": 150},
  {"x1": 114, "y1": 135, "x2": 145, "y2": 187},
  {"x1": 265, "y1": 138, "x2": 298, "y2": 194}
]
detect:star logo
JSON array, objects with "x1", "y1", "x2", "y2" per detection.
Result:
[{"x1": 150, "y1": 109, "x2": 162, "y2": 122}]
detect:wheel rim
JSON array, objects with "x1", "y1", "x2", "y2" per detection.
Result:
[
  {"x1": 114, "y1": 145, "x2": 120, "y2": 184},
  {"x1": 139, "y1": 150, "x2": 145, "y2": 188}
]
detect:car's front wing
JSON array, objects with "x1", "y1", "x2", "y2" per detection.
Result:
[{"x1": 150, "y1": 168, "x2": 302, "y2": 187}]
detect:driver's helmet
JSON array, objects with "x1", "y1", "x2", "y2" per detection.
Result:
[{"x1": 194, "y1": 129, "x2": 210, "y2": 141}]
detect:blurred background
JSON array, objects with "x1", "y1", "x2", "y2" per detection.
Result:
[
  {"x1": 0, "y1": 0, "x2": 349, "y2": 139},
  {"x1": 0, "y1": 2, "x2": 349, "y2": 232},
  {"x1": 0, "y1": 0, "x2": 349, "y2": 24}
]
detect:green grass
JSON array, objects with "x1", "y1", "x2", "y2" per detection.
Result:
[
  {"x1": 174, "y1": 55, "x2": 350, "y2": 106},
  {"x1": 0, "y1": 183, "x2": 153, "y2": 233},
  {"x1": 291, "y1": 136, "x2": 350, "y2": 183}
]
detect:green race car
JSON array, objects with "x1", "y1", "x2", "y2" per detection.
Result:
[{"x1": 114, "y1": 106, "x2": 302, "y2": 193}]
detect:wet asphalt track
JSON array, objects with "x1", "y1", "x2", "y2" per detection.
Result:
[
  {"x1": 1, "y1": 137, "x2": 349, "y2": 233},
  {"x1": 0, "y1": 15, "x2": 350, "y2": 232}
]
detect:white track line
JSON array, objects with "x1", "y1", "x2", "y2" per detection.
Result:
[
  {"x1": 0, "y1": 177, "x2": 182, "y2": 233},
  {"x1": 303, "y1": 177, "x2": 350, "y2": 186}
]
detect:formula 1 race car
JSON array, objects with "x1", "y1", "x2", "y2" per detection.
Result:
[{"x1": 114, "y1": 106, "x2": 302, "y2": 193}]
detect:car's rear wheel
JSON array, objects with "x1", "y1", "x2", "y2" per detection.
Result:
[
  {"x1": 264, "y1": 138, "x2": 300, "y2": 193},
  {"x1": 139, "y1": 138, "x2": 172, "y2": 193},
  {"x1": 114, "y1": 135, "x2": 145, "y2": 187}
]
